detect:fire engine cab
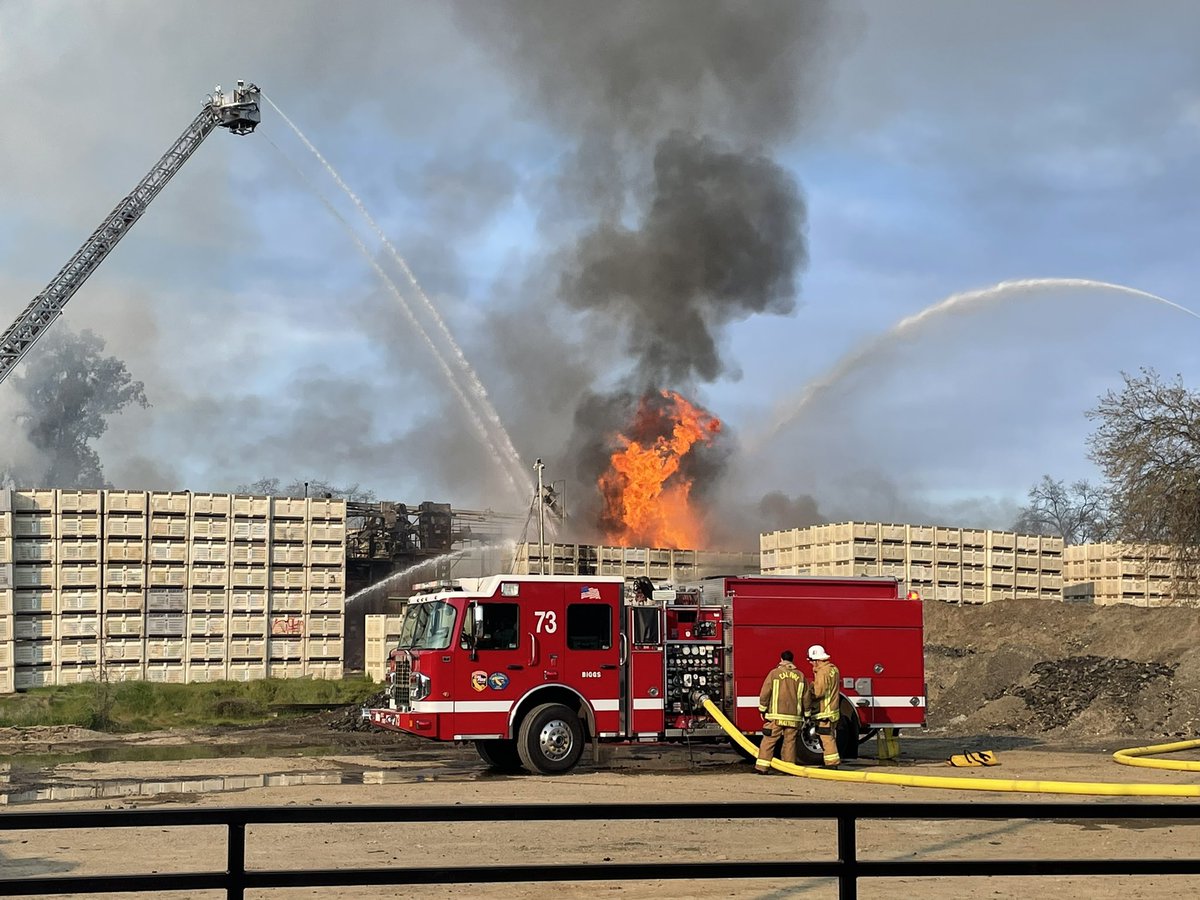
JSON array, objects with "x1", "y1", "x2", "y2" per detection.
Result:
[{"x1": 365, "y1": 573, "x2": 925, "y2": 774}]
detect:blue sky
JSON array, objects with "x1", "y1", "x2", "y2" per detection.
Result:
[{"x1": 1, "y1": 1, "x2": 1198, "y2": 542}]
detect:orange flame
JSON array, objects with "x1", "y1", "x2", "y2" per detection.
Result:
[{"x1": 598, "y1": 390, "x2": 722, "y2": 548}]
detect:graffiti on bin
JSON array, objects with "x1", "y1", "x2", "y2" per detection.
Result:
[{"x1": 271, "y1": 616, "x2": 305, "y2": 636}]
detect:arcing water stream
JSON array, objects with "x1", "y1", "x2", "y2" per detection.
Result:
[
  {"x1": 343, "y1": 540, "x2": 515, "y2": 609},
  {"x1": 263, "y1": 95, "x2": 533, "y2": 504},
  {"x1": 264, "y1": 135, "x2": 521, "y2": 500},
  {"x1": 754, "y1": 277, "x2": 1200, "y2": 451}
]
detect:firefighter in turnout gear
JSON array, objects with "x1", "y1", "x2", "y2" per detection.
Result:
[
  {"x1": 755, "y1": 650, "x2": 806, "y2": 774},
  {"x1": 807, "y1": 644, "x2": 841, "y2": 768}
]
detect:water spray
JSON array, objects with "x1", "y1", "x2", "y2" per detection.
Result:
[
  {"x1": 753, "y1": 277, "x2": 1200, "y2": 451},
  {"x1": 344, "y1": 540, "x2": 516, "y2": 608},
  {"x1": 263, "y1": 95, "x2": 533, "y2": 503},
  {"x1": 264, "y1": 135, "x2": 522, "y2": 500}
]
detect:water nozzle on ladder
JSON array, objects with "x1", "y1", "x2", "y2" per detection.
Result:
[{"x1": 211, "y1": 80, "x2": 262, "y2": 135}]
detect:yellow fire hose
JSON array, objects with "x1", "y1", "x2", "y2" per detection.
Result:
[
  {"x1": 1113, "y1": 738, "x2": 1200, "y2": 772},
  {"x1": 699, "y1": 697, "x2": 1200, "y2": 798}
]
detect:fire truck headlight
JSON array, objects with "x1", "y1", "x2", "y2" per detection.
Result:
[{"x1": 411, "y1": 672, "x2": 431, "y2": 701}]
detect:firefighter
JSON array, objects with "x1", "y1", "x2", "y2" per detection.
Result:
[
  {"x1": 807, "y1": 644, "x2": 841, "y2": 769},
  {"x1": 754, "y1": 649, "x2": 805, "y2": 774}
]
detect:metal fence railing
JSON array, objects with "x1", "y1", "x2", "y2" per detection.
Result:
[{"x1": 2, "y1": 800, "x2": 1198, "y2": 900}]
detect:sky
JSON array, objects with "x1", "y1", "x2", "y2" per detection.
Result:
[{"x1": 1, "y1": 0, "x2": 1198, "y2": 546}]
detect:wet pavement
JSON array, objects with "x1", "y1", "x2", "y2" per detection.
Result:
[
  {"x1": 0, "y1": 733, "x2": 751, "y2": 807},
  {"x1": 0, "y1": 731, "x2": 1091, "y2": 809}
]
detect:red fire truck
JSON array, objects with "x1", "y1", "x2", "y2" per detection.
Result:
[{"x1": 365, "y1": 573, "x2": 925, "y2": 774}]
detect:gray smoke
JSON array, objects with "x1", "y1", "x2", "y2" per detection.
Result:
[
  {"x1": 564, "y1": 132, "x2": 806, "y2": 386},
  {"x1": 0, "y1": 2, "x2": 847, "y2": 528},
  {"x1": 456, "y1": 0, "x2": 839, "y2": 146},
  {"x1": 758, "y1": 491, "x2": 825, "y2": 531},
  {"x1": 457, "y1": 0, "x2": 842, "y2": 540}
]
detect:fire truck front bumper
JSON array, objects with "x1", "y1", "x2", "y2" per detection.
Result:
[{"x1": 365, "y1": 706, "x2": 440, "y2": 736}]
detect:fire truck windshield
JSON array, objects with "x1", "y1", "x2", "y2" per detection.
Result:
[{"x1": 396, "y1": 600, "x2": 458, "y2": 650}]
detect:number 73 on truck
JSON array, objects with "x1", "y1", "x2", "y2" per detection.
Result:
[{"x1": 365, "y1": 573, "x2": 926, "y2": 774}]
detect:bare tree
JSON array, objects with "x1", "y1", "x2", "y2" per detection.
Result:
[
  {"x1": 1087, "y1": 369, "x2": 1200, "y2": 602},
  {"x1": 235, "y1": 477, "x2": 376, "y2": 502},
  {"x1": 1012, "y1": 475, "x2": 1114, "y2": 545}
]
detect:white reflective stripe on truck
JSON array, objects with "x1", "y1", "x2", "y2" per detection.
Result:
[
  {"x1": 454, "y1": 700, "x2": 515, "y2": 713},
  {"x1": 633, "y1": 698, "x2": 665, "y2": 710},
  {"x1": 866, "y1": 696, "x2": 926, "y2": 708},
  {"x1": 409, "y1": 700, "x2": 514, "y2": 714},
  {"x1": 410, "y1": 701, "x2": 454, "y2": 713}
]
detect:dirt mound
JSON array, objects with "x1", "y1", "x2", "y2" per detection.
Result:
[{"x1": 924, "y1": 599, "x2": 1200, "y2": 740}]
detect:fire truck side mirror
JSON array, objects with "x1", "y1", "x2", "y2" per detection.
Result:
[{"x1": 462, "y1": 603, "x2": 483, "y2": 661}]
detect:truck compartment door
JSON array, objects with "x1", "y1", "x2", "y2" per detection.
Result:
[
  {"x1": 564, "y1": 586, "x2": 621, "y2": 735},
  {"x1": 626, "y1": 606, "x2": 664, "y2": 737}
]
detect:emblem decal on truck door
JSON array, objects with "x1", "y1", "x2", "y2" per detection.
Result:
[
  {"x1": 470, "y1": 670, "x2": 488, "y2": 692},
  {"x1": 487, "y1": 672, "x2": 510, "y2": 690}
]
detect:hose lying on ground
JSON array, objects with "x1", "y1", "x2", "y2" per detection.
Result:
[
  {"x1": 1113, "y1": 738, "x2": 1200, "y2": 772},
  {"x1": 698, "y1": 696, "x2": 1200, "y2": 798}
]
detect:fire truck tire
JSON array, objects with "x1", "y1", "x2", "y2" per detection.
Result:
[
  {"x1": 799, "y1": 716, "x2": 859, "y2": 766},
  {"x1": 836, "y1": 717, "x2": 859, "y2": 761},
  {"x1": 516, "y1": 702, "x2": 584, "y2": 774},
  {"x1": 475, "y1": 739, "x2": 524, "y2": 773},
  {"x1": 797, "y1": 721, "x2": 825, "y2": 767}
]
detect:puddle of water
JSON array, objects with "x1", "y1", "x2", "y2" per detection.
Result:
[
  {"x1": 0, "y1": 770, "x2": 350, "y2": 805},
  {"x1": 4, "y1": 743, "x2": 345, "y2": 768},
  {"x1": 0, "y1": 766, "x2": 484, "y2": 806},
  {"x1": 0, "y1": 740, "x2": 759, "y2": 807}
]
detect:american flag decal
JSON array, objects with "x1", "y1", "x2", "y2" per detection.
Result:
[{"x1": 580, "y1": 586, "x2": 601, "y2": 599}]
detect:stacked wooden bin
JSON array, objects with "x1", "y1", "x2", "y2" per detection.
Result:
[
  {"x1": 1063, "y1": 542, "x2": 1182, "y2": 606},
  {"x1": 0, "y1": 488, "x2": 346, "y2": 693},
  {"x1": 511, "y1": 543, "x2": 761, "y2": 582},
  {"x1": 760, "y1": 521, "x2": 1065, "y2": 604},
  {"x1": 363, "y1": 613, "x2": 406, "y2": 683}
]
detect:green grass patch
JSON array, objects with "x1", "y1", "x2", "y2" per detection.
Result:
[{"x1": 0, "y1": 676, "x2": 378, "y2": 732}]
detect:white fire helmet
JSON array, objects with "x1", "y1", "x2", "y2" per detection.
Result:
[{"x1": 807, "y1": 644, "x2": 830, "y2": 661}]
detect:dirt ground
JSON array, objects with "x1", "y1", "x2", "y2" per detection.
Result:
[{"x1": 2, "y1": 598, "x2": 1199, "y2": 899}]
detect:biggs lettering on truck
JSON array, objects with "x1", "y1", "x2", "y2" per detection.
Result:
[{"x1": 366, "y1": 574, "x2": 925, "y2": 774}]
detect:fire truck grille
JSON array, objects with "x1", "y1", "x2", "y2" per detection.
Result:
[{"x1": 391, "y1": 655, "x2": 412, "y2": 710}]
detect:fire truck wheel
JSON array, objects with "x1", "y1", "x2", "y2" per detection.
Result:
[
  {"x1": 836, "y1": 717, "x2": 859, "y2": 761},
  {"x1": 799, "y1": 717, "x2": 858, "y2": 766},
  {"x1": 475, "y1": 739, "x2": 524, "y2": 773},
  {"x1": 516, "y1": 702, "x2": 584, "y2": 774},
  {"x1": 797, "y1": 720, "x2": 825, "y2": 767}
]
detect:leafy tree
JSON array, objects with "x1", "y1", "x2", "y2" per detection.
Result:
[
  {"x1": 8, "y1": 328, "x2": 148, "y2": 487},
  {"x1": 1012, "y1": 475, "x2": 1114, "y2": 545},
  {"x1": 1087, "y1": 368, "x2": 1200, "y2": 600}
]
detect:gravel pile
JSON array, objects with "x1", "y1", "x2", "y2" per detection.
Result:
[
  {"x1": 326, "y1": 689, "x2": 390, "y2": 732},
  {"x1": 1010, "y1": 656, "x2": 1175, "y2": 730}
]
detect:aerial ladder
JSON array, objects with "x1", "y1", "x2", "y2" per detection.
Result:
[{"x1": 0, "y1": 81, "x2": 261, "y2": 385}]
